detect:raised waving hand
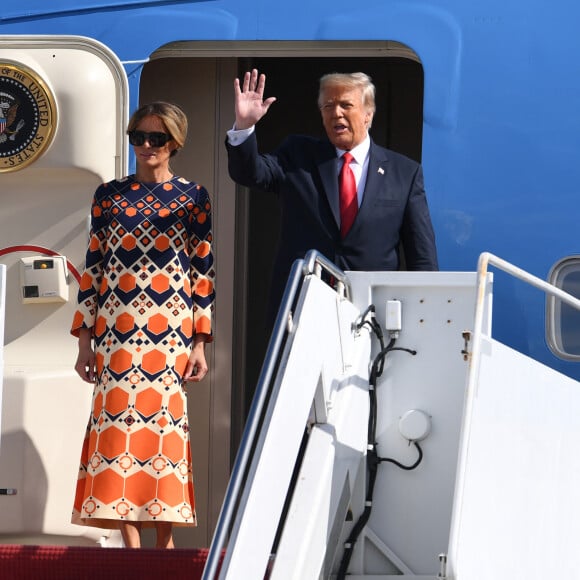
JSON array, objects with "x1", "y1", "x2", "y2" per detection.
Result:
[{"x1": 234, "y1": 69, "x2": 277, "y2": 130}]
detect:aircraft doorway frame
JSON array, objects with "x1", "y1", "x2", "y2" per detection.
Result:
[{"x1": 140, "y1": 40, "x2": 423, "y2": 546}]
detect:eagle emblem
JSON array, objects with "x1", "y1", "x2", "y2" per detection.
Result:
[
  {"x1": 0, "y1": 101, "x2": 22, "y2": 143},
  {"x1": 1, "y1": 61, "x2": 57, "y2": 172}
]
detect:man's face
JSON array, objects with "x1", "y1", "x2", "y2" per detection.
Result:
[{"x1": 320, "y1": 85, "x2": 372, "y2": 150}]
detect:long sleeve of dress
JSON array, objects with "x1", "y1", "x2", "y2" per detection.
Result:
[
  {"x1": 70, "y1": 190, "x2": 106, "y2": 337},
  {"x1": 188, "y1": 185, "x2": 215, "y2": 339}
]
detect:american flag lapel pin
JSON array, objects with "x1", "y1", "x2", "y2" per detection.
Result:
[{"x1": 378, "y1": 167, "x2": 384, "y2": 174}]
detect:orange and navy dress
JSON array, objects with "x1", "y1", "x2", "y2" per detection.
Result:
[{"x1": 70, "y1": 175, "x2": 215, "y2": 529}]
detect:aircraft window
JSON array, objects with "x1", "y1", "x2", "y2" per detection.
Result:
[{"x1": 546, "y1": 256, "x2": 580, "y2": 360}]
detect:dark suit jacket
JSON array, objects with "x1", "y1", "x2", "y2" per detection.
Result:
[{"x1": 227, "y1": 132, "x2": 438, "y2": 317}]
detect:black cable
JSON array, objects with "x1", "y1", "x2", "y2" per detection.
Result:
[
  {"x1": 355, "y1": 305, "x2": 386, "y2": 370},
  {"x1": 337, "y1": 311, "x2": 420, "y2": 579},
  {"x1": 336, "y1": 447, "x2": 379, "y2": 579},
  {"x1": 379, "y1": 440, "x2": 423, "y2": 470}
]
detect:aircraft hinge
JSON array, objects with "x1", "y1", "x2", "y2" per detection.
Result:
[
  {"x1": 437, "y1": 552, "x2": 448, "y2": 579},
  {"x1": 461, "y1": 330, "x2": 471, "y2": 361}
]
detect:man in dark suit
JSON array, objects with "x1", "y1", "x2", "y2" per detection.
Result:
[{"x1": 226, "y1": 69, "x2": 438, "y2": 322}]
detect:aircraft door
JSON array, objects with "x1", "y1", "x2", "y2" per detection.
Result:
[{"x1": 0, "y1": 35, "x2": 128, "y2": 545}]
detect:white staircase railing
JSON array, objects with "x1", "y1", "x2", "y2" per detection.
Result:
[{"x1": 448, "y1": 253, "x2": 580, "y2": 580}]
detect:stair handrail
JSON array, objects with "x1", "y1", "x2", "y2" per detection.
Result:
[
  {"x1": 470, "y1": 252, "x2": 580, "y2": 381},
  {"x1": 302, "y1": 250, "x2": 352, "y2": 301}
]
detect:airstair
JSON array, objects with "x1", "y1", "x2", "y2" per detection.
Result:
[{"x1": 203, "y1": 251, "x2": 580, "y2": 580}]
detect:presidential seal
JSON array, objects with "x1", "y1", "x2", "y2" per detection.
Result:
[{"x1": 0, "y1": 61, "x2": 57, "y2": 173}]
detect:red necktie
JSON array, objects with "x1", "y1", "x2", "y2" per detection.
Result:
[{"x1": 339, "y1": 152, "x2": 357, "y2": 238}]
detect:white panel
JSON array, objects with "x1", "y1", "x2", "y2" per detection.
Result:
[
  {"x1": 0, "y1": 370, "x2": 103, "y2": 542},
  {"x1": 0, "y1": 264, "x2": 5, "y2": 452},
  {"x1": 448, "y1": 337, "x2": 580, "y2": 580},
  {"x1": 345, "y1": 271, "x2": 482, "y2": 576},
  {"x1": 19, "y1": 255, "x2": 68, "y2": 304},
  {"x1": 0, "y1": 36, "x2": 127, "y2": 543},
  {"x1": 272, "y1": 313, "x2": 372, "y2": 579}
]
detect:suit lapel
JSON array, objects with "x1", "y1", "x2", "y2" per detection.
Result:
[
  {"x1": 360, "y1": 142, "x2": 390, "y2": 213},
  {"x1": 317, "y1": 142, "x2": 341, "y2": 229}
]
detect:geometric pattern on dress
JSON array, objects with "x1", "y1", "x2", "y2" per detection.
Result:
[{"x1": 70, "y1": 176, "x2": 215, "y2": 529}]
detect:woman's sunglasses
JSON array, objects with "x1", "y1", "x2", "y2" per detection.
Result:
[{"x1": 128, "y1": 130, "x2": 173, "y2": 147}]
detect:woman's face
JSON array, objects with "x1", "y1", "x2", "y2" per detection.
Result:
[{"x1": 132, "y1": 114, "x2": 177, "y2": 172}]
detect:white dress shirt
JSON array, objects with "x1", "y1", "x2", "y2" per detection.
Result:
[{"x1": 335, "y1": 135, "x2": 371, "y2": 208}]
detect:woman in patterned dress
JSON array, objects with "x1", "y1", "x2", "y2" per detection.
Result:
[{"x1": 71, "y1": 102, "x2": 215, "y2": 548}]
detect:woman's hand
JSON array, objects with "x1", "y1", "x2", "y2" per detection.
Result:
[
  {"x1": 75, "y1": 328, "x2": 97, "y2": 383},
  {"x1": 183, "y1": 334, "x2": 209, "y2": 383}
]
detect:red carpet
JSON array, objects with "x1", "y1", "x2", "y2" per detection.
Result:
[{"x1": 0, "y1": 545, "x2": 218, "y2": 579}]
